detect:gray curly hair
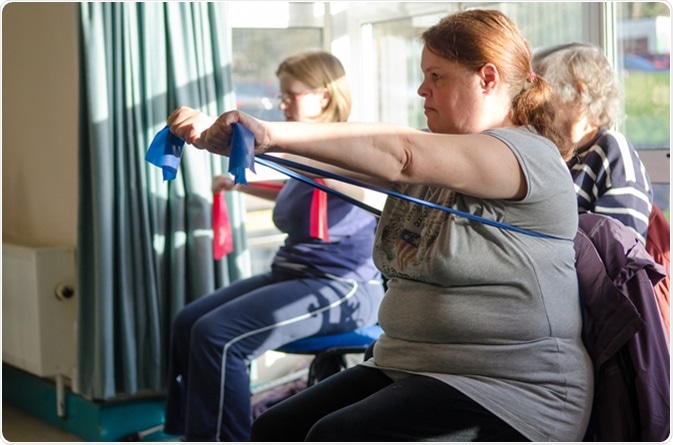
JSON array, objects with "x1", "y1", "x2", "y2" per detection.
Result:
[{"x1": 532, "y1": 42, "x2": 624, "y2": 129}]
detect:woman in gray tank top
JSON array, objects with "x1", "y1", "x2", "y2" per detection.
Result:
[{"x1": 168, "y1": 9, "x2": 593, "y2": 442}]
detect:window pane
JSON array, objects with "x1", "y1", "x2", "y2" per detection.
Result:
[
  {"x1": 470, "y1": 2, "x2": 587, "y2": 49},
  {"x1": 616, "y1": 3, "x2": 670, "y2": 149},
  {"x1": 616, "y1": 3, "x2": 670, "y2": 216},
  {"x1": 371, "y1": 14, "x2": 439, "y2": 128}
]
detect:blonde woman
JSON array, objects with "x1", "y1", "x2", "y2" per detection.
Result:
[{"x1": 163, "y1": 51, "x2": 384, "y2": 441}]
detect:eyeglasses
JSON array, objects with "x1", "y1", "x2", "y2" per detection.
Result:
[{"x1": 277, "y1": 88, "x2": 321, "y2": 104}]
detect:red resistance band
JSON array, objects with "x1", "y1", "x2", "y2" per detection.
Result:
[
  {"x1": 249, "y1": 180, "x2": 330, "y2": 242},
  {"x1": 212, "y1": 179, "x2": 330, "y2": 260},
  {"x1": 310, "y1": 178, "x2": 330, "y2": 242},
  {"x1": 212, "y1": 192, "x2": 234, "y2": 260}
]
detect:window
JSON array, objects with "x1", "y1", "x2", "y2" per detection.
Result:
[
  {"x1": 230, "y1": 2, "x2": 670, "y2": 257},
  {"x1": 616, "y1": 3, "x2": 670, "y2": 149},
  {"x1": 616, "y1": 2, "x2": 670, "y2": 218}
]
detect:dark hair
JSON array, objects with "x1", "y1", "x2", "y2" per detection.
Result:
[{"x1": 421, "y1": 9, "x2": 571, "y2": 154}]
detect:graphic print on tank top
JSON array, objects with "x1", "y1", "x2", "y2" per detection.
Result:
[{"x1": 378, "y1": 186, "x2": 456, "y2": 278}]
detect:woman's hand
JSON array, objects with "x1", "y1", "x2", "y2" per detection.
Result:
[
  {"x1": 211, "y1": 175, "x2": 236, "y2": 194},
  {"x1": 167, "y1": 107, "x2": 272, "y2": 157},
  {"x1": 167, "y1": 107, "x2": 217, "y2": 148}
]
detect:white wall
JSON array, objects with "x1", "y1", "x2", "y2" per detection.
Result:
[{"x1": 2, "y1": 2, "x2": 79, "y2": 248}]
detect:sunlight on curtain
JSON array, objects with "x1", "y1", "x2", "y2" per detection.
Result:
[{"x1": 78, "y1": 2, "x2": 249, "y2": 400}]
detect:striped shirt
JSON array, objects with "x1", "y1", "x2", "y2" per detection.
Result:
[{"x1": 567, "y1": 127, "x2": 653, "y2": 243}]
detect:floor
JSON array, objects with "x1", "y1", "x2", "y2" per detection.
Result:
[{"x1": 2, "y1": 400, "x2": 84, "y2": 442}]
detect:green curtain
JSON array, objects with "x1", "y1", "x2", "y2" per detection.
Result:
[{"x1": 78, "y1": 2, "x2": 250, "y2": 400}]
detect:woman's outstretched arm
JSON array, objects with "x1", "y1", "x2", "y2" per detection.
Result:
[{"x1": 167, "y1": 107, "x2": 526, "y2": 200}]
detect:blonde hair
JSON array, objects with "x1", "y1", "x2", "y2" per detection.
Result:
[
  {"x1": 276, "y1": 50, "x2": 352, "y2": 123},
  {"x1": 533, "y1": 43, "x2": 624, "y2": 129},
  {"x1": 421, "y1": 9, "x2": 571, "y2": 155}
]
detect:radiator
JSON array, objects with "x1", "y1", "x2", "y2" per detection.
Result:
[{"x1": 2, "y1": 242, "x2": 77, "y2": 382}]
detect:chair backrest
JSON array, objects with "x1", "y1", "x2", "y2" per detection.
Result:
[{"x1": 646, "y1": 203, "x2": 670, "y2": 342}]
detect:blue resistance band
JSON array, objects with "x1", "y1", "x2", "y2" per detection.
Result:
[
  {"x1": 146, "y1": 123, "x2": 256, "y2": 184},
  {"x1": 146, "y1": 123, "x2": 571, "y2": 242},
  {"x1": 145, "y1": 125, "x2": 186, "y2": 181},
  {"x1": 255, "y1": 154, "x2": 570, "y2": 242},
  {"x1": 254, "y1": 155, "x2": 383, "y2": 216}
]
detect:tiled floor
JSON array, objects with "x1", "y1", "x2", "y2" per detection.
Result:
[{"x1": 2, "y1": 401, "x2": 83, "y2": 442}]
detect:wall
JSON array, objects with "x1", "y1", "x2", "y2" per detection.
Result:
[{"x1": 2, "y1": 2, "x2": 79, "y2": 247}]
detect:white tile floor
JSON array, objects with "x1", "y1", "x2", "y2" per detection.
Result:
[{"x1": 2, "y1": 401, "x2": 83, "y2": 442}]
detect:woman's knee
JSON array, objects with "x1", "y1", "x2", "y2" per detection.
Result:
[
  {"x1": 171, "y1": 306, "x2": 196, "y2": 338},
  {"x1": 305, "y1": 411, "x2": 367, "y2": 442},
  {"x1": 249, "y1": 409, "x2": 275, "y2": 441},
  {"x1": 189, "y1": 317, "x2": 224, "y2": 350},
  {"x1": 251, "y1": 403, "x2": 303, "y2": 442}
]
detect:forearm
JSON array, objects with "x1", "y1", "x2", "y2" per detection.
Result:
[{"x1": 235, "y1": 182, "x2": 282, "y2": 201}]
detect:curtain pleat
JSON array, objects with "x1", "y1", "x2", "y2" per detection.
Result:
[{"x1": 77, "y1": 2, "x2": 248, "y2": 400}]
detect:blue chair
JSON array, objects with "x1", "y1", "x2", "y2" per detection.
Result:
[{"x1": 276, "y1": 324, "x2": 383, "y2": 386}]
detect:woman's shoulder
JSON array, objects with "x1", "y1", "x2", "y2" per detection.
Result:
[
  {"x1": 484, "y1": 126, "x2": 557, "y2": 151},
  {"x1": 582, "y1": 127, "x2": 641, "y2": 163},
  {"x1": 597, "y1": 128, "x2": 637, "y2": 152},
  {"x1": 483, "y1": 127, "x2": 565, "y2": 171}
]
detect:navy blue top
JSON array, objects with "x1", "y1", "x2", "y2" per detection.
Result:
[
  {"x1": 271, "y1": 179, "x2": 381, "y2": 282},
  {"x1": 567, "y1": 127, "x2": 653, "y2": 243}
]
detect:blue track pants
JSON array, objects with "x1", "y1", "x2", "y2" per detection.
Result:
[{"x1": 163, "y1": 268, "x2": 383, "y2": 441}]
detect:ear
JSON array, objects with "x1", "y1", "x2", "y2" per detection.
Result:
[
  {"x1": 319, "y1": 88, "x2": 331, "y2": 109},
  {"x1": 572, "y1": 81, "x2": 587, "y2": 106},
  {"x1": 478, "y1": 63, "x2": 499, "y2": 93}
]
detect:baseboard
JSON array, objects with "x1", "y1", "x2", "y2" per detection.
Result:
[{"x1": 2, "y1": 363, "x2": 177, "y2": 441}]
